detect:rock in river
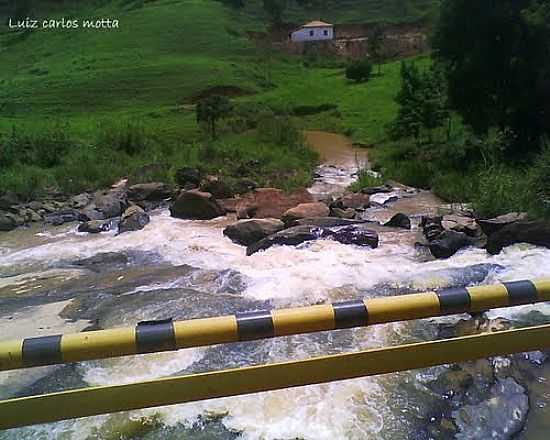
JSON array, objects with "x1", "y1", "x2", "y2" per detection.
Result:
[
  {"x1": 223, "y1": 219, "x2": 285, "y2": 246},
  {"x1": 0, "y1": 213, "x2": 18, "y2": 231},
  {"x1": 118, "y1": 205, "x2": 150, "y2": 234},
  {"x1": 486, "y1": 220, "x2": 550, "y2": 254},
  {"x1": 236, "y1": 188, "x2": 313, "y2": 220},
  {"x1": 78, "y1": 219, "x2": 118, "y2": 234},
  {"x1": 477, "y1": 212, "x2": 528, "y2": 237},
  {"x1": 383, "y1": 213, "x2": 411, "y2": 230},
  {"x1": 281, "y1": 202, "x2": 330, "y2": 227},
  {"x1": 170, "y1": 190, "x2": 226, "y2": 220},
  {"x1": 127, "y1": 183, "x2": 173, "y2": 202}
]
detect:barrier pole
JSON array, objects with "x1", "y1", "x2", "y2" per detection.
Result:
[{"x1": 1, "y1": 278, "x2": 549, "y2": 372}]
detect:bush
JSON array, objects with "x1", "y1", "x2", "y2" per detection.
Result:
[
  {"x1": 529, "y1": 147, "x2": 550, "y2": 218},
  {"x1": 345, "y1": 59, "x2": 373, "y2": 83},
  {"x1": 96, "y1": 120, "x2": 149, "y2": 156},
  {"x1": 256, "y1": 114, "x2": 303, "y2": 148},
  {"x1": 0, "y1": 164, "x2": 56, "y2": 200},
  {"x1": 349, "y1": 169, "x2": 384, "y2": 192}
]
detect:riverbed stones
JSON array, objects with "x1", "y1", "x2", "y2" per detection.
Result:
[
  {"x1": 477, "y1": 212, "x2": 528, "y2": 237},
  {"x1": 200, "y1": 177, "x2": 236, "y2": 199},
  {"x1": 223, "y1": 219, "x2": 285, "y2": 246},
  {"x1": 442, "y1": 214, "x2": 481, "y2": 237},
  {"x1": 170, "y1": 190, "x2": 226, "y2": 220},
  {"x1": 0, "y1": 213, "x2": 17, "y2": 231},
  {"x1": 93, "y1": 190, "x2": 128, "y2": 219},
  {"x1": 236, "y1": 188, "x2": 314, "y2": 220},
  {"x1": 328, "y1": 225, "x2": 379, "y2": 247},
  {"x1": 295, "y1": 217, "x2": 367, "y2": 228},
  {"x1": 0, "y1": 191, "x2": 19, "y2": 210},
  {"x1": 331, "y1": 193, "x2": 370, "y2": 211},
  {"x1": 420, "y1": 216, "x2": 477, "y2": 259},
  {"x1": 118, "y1": 205, "x2": 150, "y2": 234},
  {"x1": 45, "y1": 208, "x2": 81, "y2": 226},
  {"x1": 127, "y1": 183, "x2": 173, "y2": 202},
  {"x1": 281, "y1": 202, "x2": 330, "y2": 227},
  {"x1": 383, "y1": 213, "x2": 411, "y2": 229},
  {"x1": 486, "y1": 220, "x2": 550, "y2": 255},
  {"x1": 78, "y1": 219, "x2": 116, "y2": 234},
  {"x1": 331, "y1": 207, "x2": 357, "y2": 219}
]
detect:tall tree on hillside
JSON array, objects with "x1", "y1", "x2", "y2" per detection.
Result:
[
  {"x1": 368, "y1": 25, "x2": 385, "y2": 75},
  {"x1": 263, "y1": 0, "x2": 286, "y2": 27},
  {"x1": 433, "y1": 0, "x2": 550, "y2": 154},
  {"x1": 196, "y1": 96, "x2": 233, "y2": 140}
]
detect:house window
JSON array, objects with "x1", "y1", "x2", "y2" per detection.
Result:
[
  {"x1": 323, "y1": 30, "x2": 328, "y2": 36},
  {"x1": 309, "y1": 30, "x2": 314, "y2": 37}
]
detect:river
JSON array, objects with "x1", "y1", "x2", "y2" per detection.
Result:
[{"x1": 0, "y1": 133, "x2": 550, "y2": 439}]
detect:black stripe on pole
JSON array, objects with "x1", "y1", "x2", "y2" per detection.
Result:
[
  {"x1": 437, "y1": 287, "x2": 471, "y2": 315},
  {"x1": 22, "y1": 335, "x2": 62, "y2": 367},
  {"x1": 332, "y1": 301, "x2": 368, "y2": 329},
  {"x1": 236, "y1": 311, "x2": 274, "y2": 341},
  {"x1": 504, "y1": 280, "x2": 538, "y2": 306},
  {"x1": 136, "y1": 319, "x2": 176, "y2": 354}
]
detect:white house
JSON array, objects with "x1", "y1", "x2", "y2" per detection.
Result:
[{"x1": 290, "y1": 21, "x2": 334, "y2": 42}]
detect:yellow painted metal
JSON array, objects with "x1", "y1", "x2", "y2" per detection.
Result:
[
  {"x1": 174, "y1": 316, "x2": 238, "y2": 347},
  {"x1": 365, "y1": 292, "x2": 441, "y2": 324},
  {"x1": 468, "y1": 284, "x2": 509, "y2": 313},
  {"x1": 272, "y1": 305, "x2": 335, "y2": 336},
  {"x1": 61, "y1": 328, "x2": 137, "y2": 363},
  {"x1": 3, "y1": 324, "x2": 550, "y2": 430},
  {"x1": 534, "y1": 278, "x2": 550, "y2": 300},
  {"x1": 0, "y1": 339, "x2": 22, "y2": 371}
]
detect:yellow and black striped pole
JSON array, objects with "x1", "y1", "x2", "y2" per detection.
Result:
[{"x1": 1, "y1": 278, "x2": 549, "y2": 372}]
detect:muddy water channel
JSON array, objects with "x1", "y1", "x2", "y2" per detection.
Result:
[{"x1": 1, "y1": 133, "x2": 550, "y2": 439}]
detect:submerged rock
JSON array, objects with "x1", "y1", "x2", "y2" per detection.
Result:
[
  {"x1": 281, "y1": 202, "x2": 330, "y2": 227},
  {"x1": 223, "y1": 219, "x2": 285, "y2": 246},
  {"x1": 486, "y1": 221, "x2": 550, "y2": 254},
  {"x1": 118, "y1": 205, "x2": 150, "y2": 234},
  {"x1": 383, "y1": 213, "x2": 411, "y2": 229},
  {"x1": 78, "y1": 219, "x2": 117, "y2": 234},
  {"x1": 170, "y1": 190, "x2": 226, "y2": 220}
]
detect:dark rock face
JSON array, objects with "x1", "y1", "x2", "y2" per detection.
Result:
[
  {"x1": 0, "y1": 213, "x2": 18, "y2": 231},
  {"x1": 246, "y1": 224, "x2": 379, "y2": 255},
  {"x1": 223, "y1": 219, "x2": 285, "y2": 246},
  {"x1": 486, "y1": 221, "x2": 550, "y2": 255},
  {"x1": 477, "y1": 212, "x2": 528, "y2": 237},
  {"x1": 429, "y1": 230, "x2": 473, "y2": 259},
  {"x1": 45, "y1": 209, "x2": 81, "y2": 226},
  {"x1": 127, "y1": 183, "x2": 173, "y2": 202},
  {"x1": 384, "y1": 213, "x2": 411, "y2": 229},
  {"x1": 93, "y1": 190, "x2": 128, "y2": 219},
  {"x1": 78, "y1": 219, "x2": 117, "y2": 234},
  {"x1": 118, "y1": 206, "x2": 150, "y2": 234},
  {"x1": 170, "y1": 190, "x2": 226, "y2": 220},
  {"x1": 175, "y1": 167, "x2": 201, "y2": 189}
]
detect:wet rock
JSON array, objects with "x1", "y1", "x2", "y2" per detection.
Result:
[
  {"x1": 477, "y1": 212, "x2": 528, "y2": 237},
  {"x1": 93, "y1": 190, "x2": 128, "y2": 219},
  {"x1": 331, "y1": 207, "x2": 357, "y2": 219},
  {"x1": 170, "y1": 190, "x2": 226, "y2": 220},
  {"x1": 0, "y1": 191, "x2": 19, "y2": 210},
  {"x1": 246, "y1": 225, "x2": 324, "y2": 255},
  {"x1": 370, "y1": 193, "x2": 399, "y2": 206},
  {"x1": 118, "y1": 206, "x2": 150, "y2": 234},
  {"x1": 282, "y1": 202, "x2": 330, "y2": 227},
  {"x1": 452, "y1": 377, "x2": 528, "y2": 440},
  {"x1": 78, "y1": 205, "x2": 105, "y2": 221},
  {"x1": 443, "y1": 214, "x2": 482, "y2": 238},
  {"x1": 236, "y1": 188, "x2": 314, "y2": 220},
  {"x1": 361, "y1": 184, "x2": 394, "y2": 195},
  {"x1": 78, "y1": 219, "x2": 117, "y2": 234},
  {"x1": 73, "y1": 252, "x2": 130, "y2": 272},
  {"x1": 522, "y1": 351, "x2": 549, "y2": 367},
  {"x1": 0, "y1": 213, "x2": 17, "y2": 231},
  {"x1": 331, "y1": 193, "x2": 370, "y2": 211},
  {"x1": 295, "y1": 217, "x2": 367, "y2": 228},
  {"x1": 69, "y1": 193, "x2": 92, "y2": 209},
  {"x1": 175, "y1": 167, "x2": 201, "y2": 189},
  {"x1": 200, "y1": 177, "x2": 236, "y2": 199},
  {"x1": 45, "y1": 208, "x2": 81, "y2": 226},
  {"x1": 246, "y1": 224, "x2": 378, "y2": 255},
  {"x1": 327, "y1": 225, "x2": 379, "y2": 248},
  {"x1": 223, "y1": 219, "x2": 285, "y2": 246},
  {"x1": 429, "y1": 230, "x2": 473, "y2": 259},
  {"x1": 384, "y1": 213, "x2": 411, "y2": 229},
  {"x1": 127, "y1": 183, "x2": 173, "y2": 202},
  {"x1": 421, "y1": 216, "x2": 444, "y2": 241},
  {"x1": 16, "y1": 207, "x2": 42, "y2": 223},
  {"x1": 486, "y1": 221, "x2": 550, "y2": 255}
]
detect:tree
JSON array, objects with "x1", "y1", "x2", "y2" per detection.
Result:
[
  {"x1": 368, "y1": 25, "x2": 385, "y2": 75},
  {"x1": 433, "y1": 0, "x2": 550, "y2": 154},
  {"x1": 196, "y1": 96, "x2": 232, "y2": 140},
  {"x1": 263, "y1": 0, "x2": 286, "y2": 27},
  {"x1": 390, "y1": 62, "x2": 449, "y2": 145},
  {"x1": 345, "y1": 59, "x2": 373, "y2": 83}
]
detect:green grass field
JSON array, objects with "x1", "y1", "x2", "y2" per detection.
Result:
[{"x1": 0, "y1": 0, "x2": 435, "y2": 198}]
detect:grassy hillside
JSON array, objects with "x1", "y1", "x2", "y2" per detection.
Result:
[{"x1": 0, "y1": 0, "x2": 434, "y2": 198}]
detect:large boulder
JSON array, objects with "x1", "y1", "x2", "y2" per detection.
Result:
[
  {"x1": 383, "y1": 213, "x2": 411, "y2": 230},
  {"x1": 443, "y1": 214, "x2": 481, "y2": 237},
  {"x1": 0, "y1": 213, "x2": 17, "y2": 232},
  {"x1": 118, "y1": 206, "x2": 150, "y2": 234},
  {"x1": 78, "y1": 219, "x2": 118, "y2": 234},
  {"x1": 127, "y1": 183, "x2": 173, "y2": 202},
  {"x1": 477, "y1": 212, "x2": 528, "y2": 237},
  {"x1": 170, "y1": 190, "x2": 226, "y2": 220},
  {"x1": 93, "y1": 190, "x2": 128, "y2": 219},
  {"x1": 246, "y1": 224, "x2": 379, "y2": 255},
  {"x1": 69, "y1": 193, "x2": 92, "y2": 209},
  {"x1": 429, "y1": 230, "x2": 474, "y2": 259},
  {"x1": 223, "y1": 219, "x2": 285, "y2": 246},
  {"x1": 486, "y1": 221, "x2": 550, "y2": 255},
  {"x1": 175, "y1": 167, "x2": 201, "y2": 189},
  {"x1": 236, "y1": 188, "x2": 314, "y2": 220},
  {"x1": 281, "y1": 202, "x2": 330, "y2": 227},
  {"x1": 0, "y1": 192, "x2": 19, "y2": 211}
]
